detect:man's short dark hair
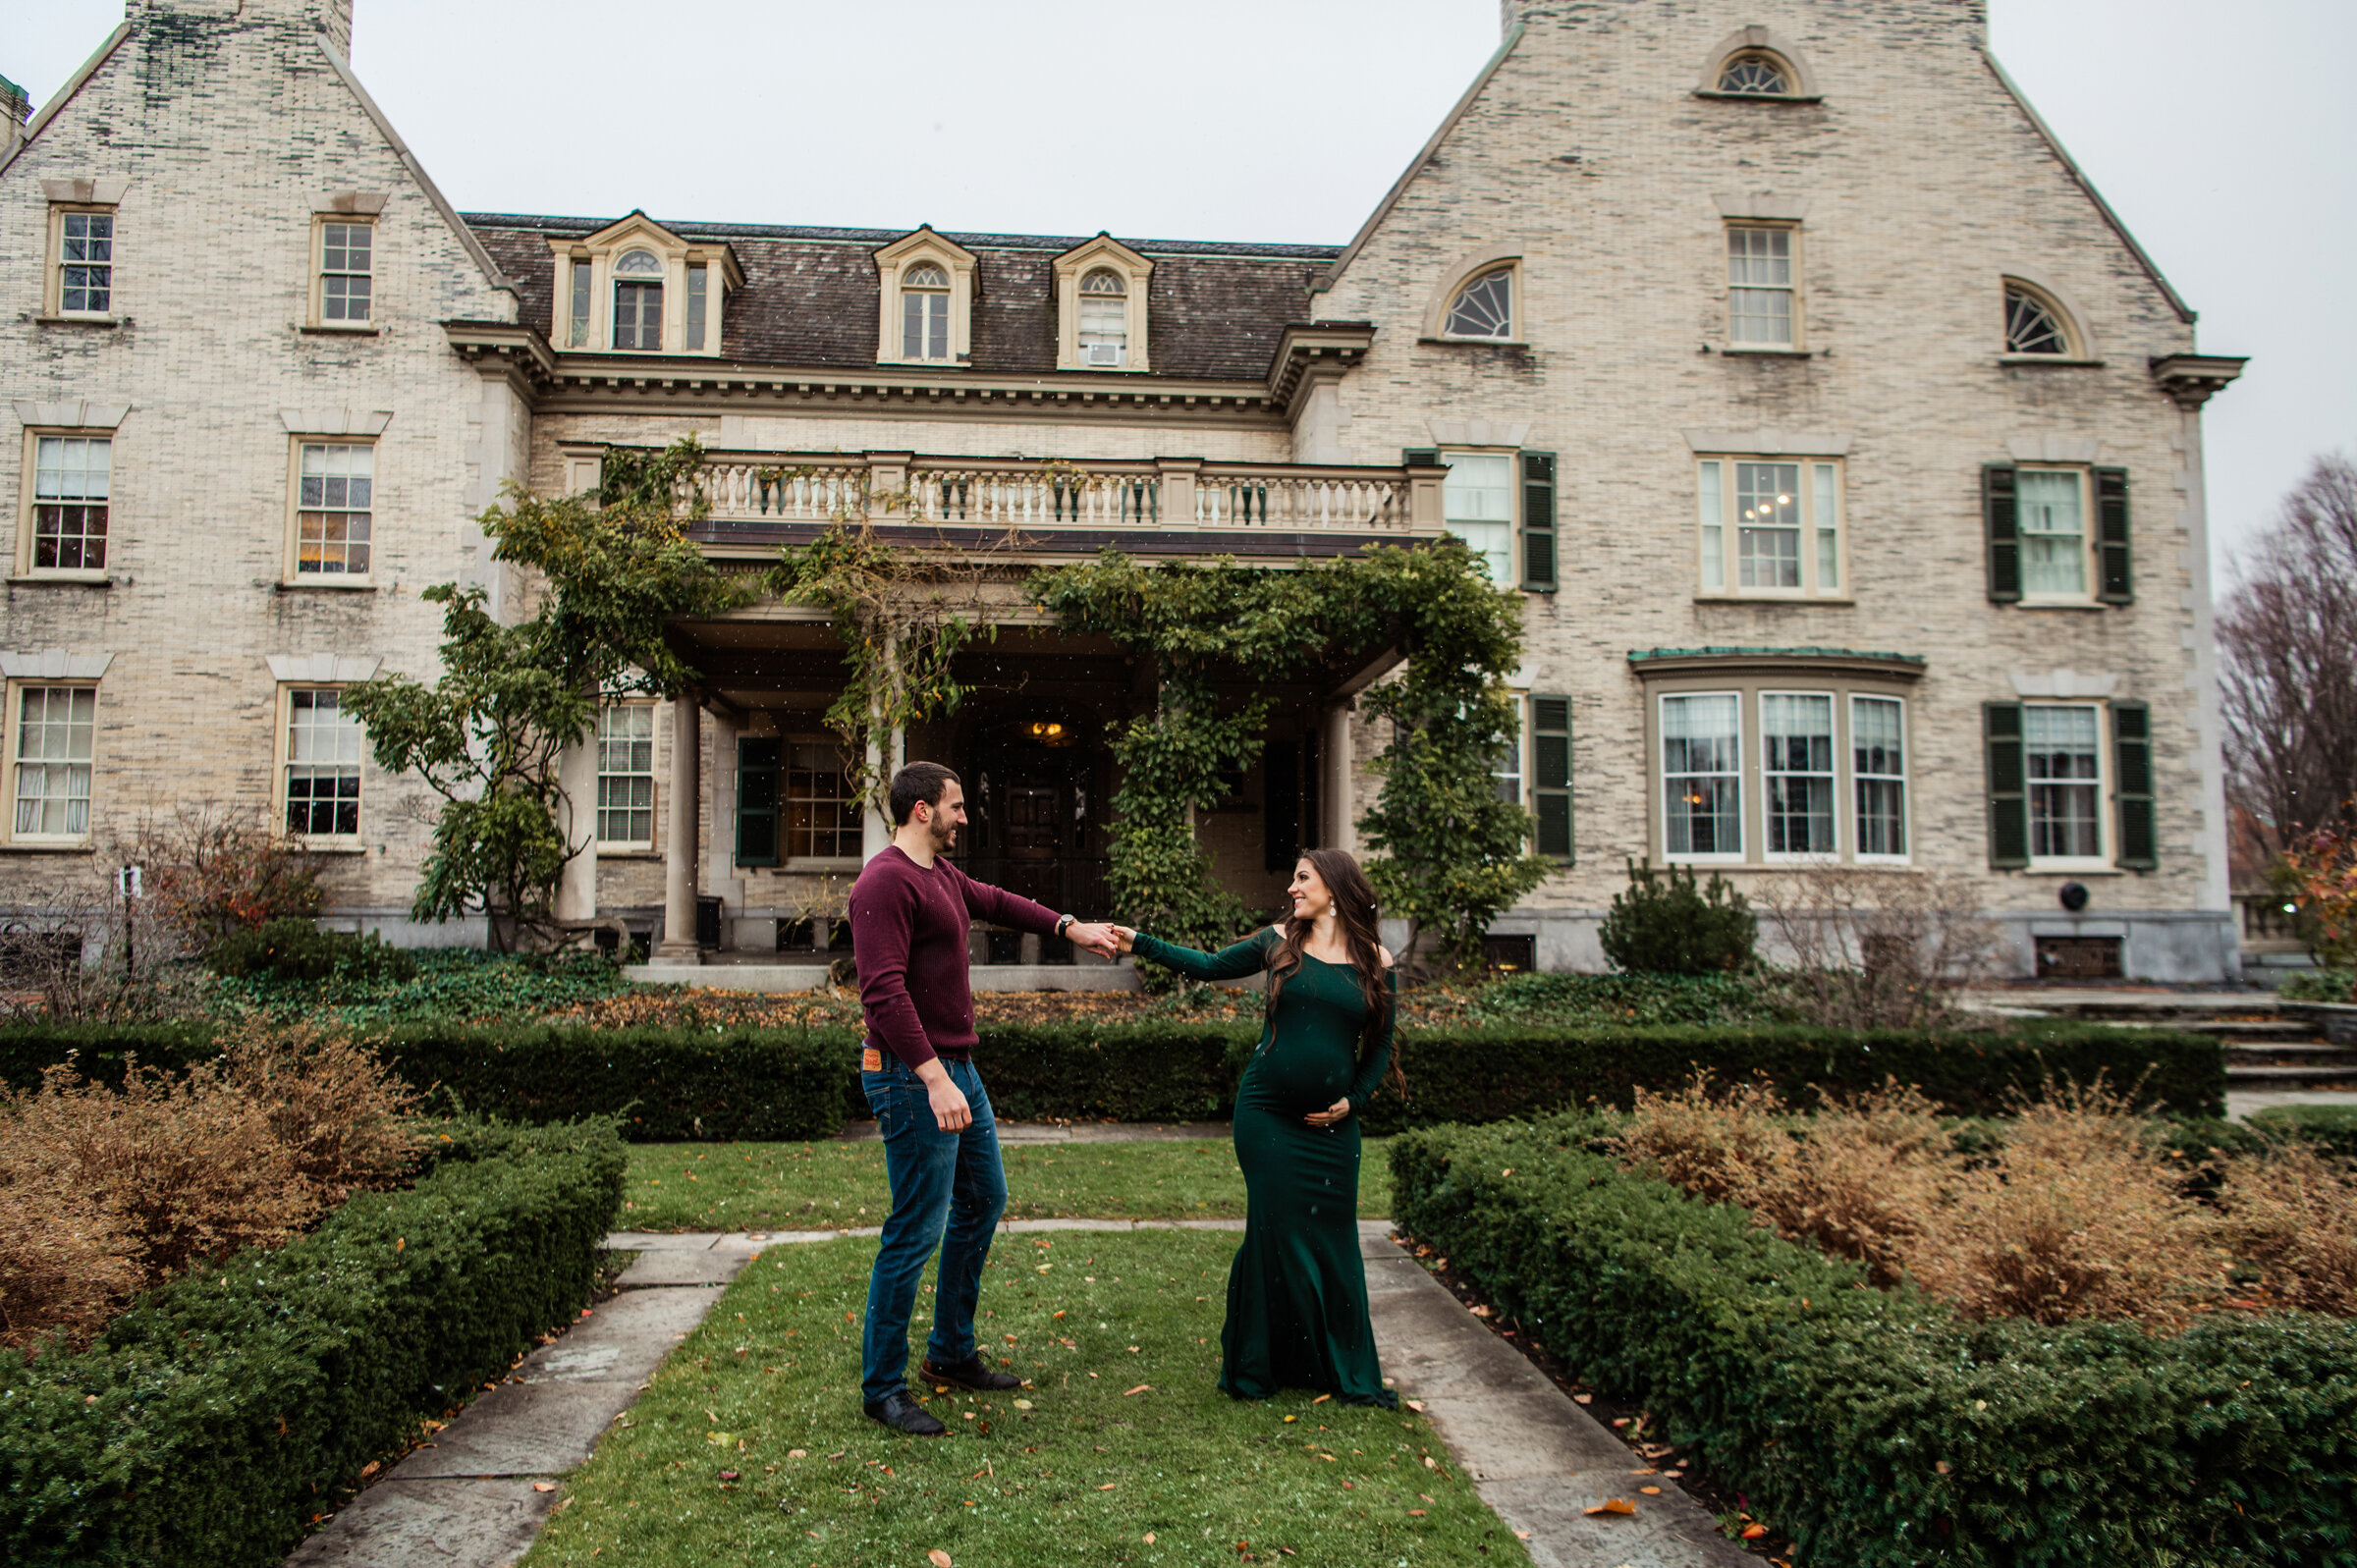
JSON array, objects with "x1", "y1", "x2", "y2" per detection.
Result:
[{"x1": 890, "y1": 762, "x2": 961, "y2": 825}]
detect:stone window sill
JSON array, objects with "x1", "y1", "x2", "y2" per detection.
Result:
[
  {"x1": 300, "y1": 322, "x2": 381, "y2": 336},
  {"x1": 1718, "y1": 345, "x2": 1815, "y2": 357},
  {"x1": 1694, "y1": 592, "x2": 1854, "y2": 606},
  {"x1": 0, "y1": 839, "x2": 95, "y2": 854},
  {"x1": 597, "y1": 847, "x2": 661, "y2": 859},
  {"x1": 9, "y1": 571, "x2": 111, "y2": 586},
  {"x1": 278, "y1": 578, "x2": 377, "y2": 592},
  {"x1": 32, "y1": 314, "x2": 121, "y2": 328},
  {"x1": 1417, "y1": 336, "x2": 1529, "y2": 349},
  {"x1": 1692, "y1": 89, "x2": 1825, "y2": 104},
  {"x1": 2000, "y1": 354, "x2": 2105, "y2": 368},
  {"x1": 295, "y1": 840, "x2": 369, "y2": 855},
  {"x1": 2020, "y1": 863, "x2": 2126, "y2": 877},
  {"x1": 2015, "y1": 599, "x2": 2113, "y2": 612},
  {"x1": 786, "y1": 857, "x2": 862, "y2": 873}
]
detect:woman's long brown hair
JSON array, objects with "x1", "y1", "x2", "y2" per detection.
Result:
[{"x1": 1266, "y1": 848, "x2": 1404, "y2": 1099}]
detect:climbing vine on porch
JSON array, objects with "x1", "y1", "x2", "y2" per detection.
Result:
[{"x1": 1031, "y1": 538, "x2": 1547, "y2": 969}]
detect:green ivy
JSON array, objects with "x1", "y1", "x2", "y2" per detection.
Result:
[{"x1": 1031, "y1": 538, "x2": 1545, "y2": 965}]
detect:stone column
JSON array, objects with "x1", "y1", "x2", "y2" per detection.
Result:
[
  {"x1": 553, "y1": 733, "x2": 598, "y2": 923},
  {"x1": 653, "y1": 696, "x2": 702, "y2": 963},
  {"x1": 1324, "y1": 702, "x2": 1355, "y2": 852}
]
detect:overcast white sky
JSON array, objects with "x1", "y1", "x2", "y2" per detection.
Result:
[{"x1": 11, "y1": 0, "x2": 2352, "y2": 577}]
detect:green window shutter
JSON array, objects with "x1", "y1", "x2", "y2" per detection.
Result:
[
  {"x1": 1519, "y1": 451, "x2": 1558, "y2": 591},
  {"x1": 1402, "y1": 447, "x2": 1441, "y2": 468},
  {"x1": 736, "y1": 736, "x2": 780, "y2": 867},
  {"x1": 2111, "y1": 700, "x2": 2157, "y2": 870},
  {"x1": 1984, "y1": 702, "x2": 2028, "y2": 868},
  {"x1": 1984, "y1": 463, "x2": 2020, "y2": 603},
  {"x1": 2095, "y1": 466, "x2": 2133, "y2": 605},
  {"x1": 1531, "y1": 694, "x2": 1572, "y2": 863}
]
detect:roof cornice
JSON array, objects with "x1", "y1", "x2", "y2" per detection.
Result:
[
  {"x1": 1626, "y1": 645, "x2": 1928, "y2": 681},
  {"x1": 1265, "y1": 322, "x2": 1378, "y2": 418},
  {"x1": 0, "y1": 22, "x2": 133, "y2": 183}
]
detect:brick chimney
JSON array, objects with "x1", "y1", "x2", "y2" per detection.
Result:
[
  {"x1": 0, "y1": 74, "x2": 27, "y2": 162},
  {"x1": 124, "y1": 0, "x2": 354, "y2": 55}
]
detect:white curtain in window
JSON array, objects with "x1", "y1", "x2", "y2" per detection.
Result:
[
  {"x1": 2018, "y1": 471, "x2": 2086, "y2": 596},
  {"x1": 1442, "y1": 453, "x2": 1513, "y2": 584},
  {"x1": 1663, "y1": 693, "x2": 1741, "y2": 856}
]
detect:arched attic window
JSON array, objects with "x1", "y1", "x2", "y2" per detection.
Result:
[
  {"x1": 2003, "y1": 281, "x2": 2077, "y2": 356},
  {"x1": 613, "y1": 248, "x2": 663, "y2": 350},
  {"x1": 1444, "y1": 268, "x2": 1514, "y2": 339},
  {"x1": 1717, "y1": 51, "x2": 1792, "y2": 95},
  {"x1": 903, "y1": 263, "x2": 951, "y2": 360},
  {"x1": 1077, "y1": 269, "x2": 1128, "y2": 366}
]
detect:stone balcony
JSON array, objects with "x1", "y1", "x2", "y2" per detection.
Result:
[{"x1": 556, "y1": 446, "x2": 1449, "y2": 562}]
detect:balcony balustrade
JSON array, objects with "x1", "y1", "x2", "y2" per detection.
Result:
[{"x1": 561, "y1": 447, "x2": 1446, "y2": 550}]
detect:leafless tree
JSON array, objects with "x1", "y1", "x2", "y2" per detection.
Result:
[
  {"x1": 2220, "y1": 454, "x2": 2357, "y2": 852},
  {"x1": 1756, "y1": 865, "x2": 2006, "y2": 1030}
]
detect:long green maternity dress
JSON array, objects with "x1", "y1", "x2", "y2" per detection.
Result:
[{"x1": 1130, "y1": 928, "x2": 1398, "y2": 1407}]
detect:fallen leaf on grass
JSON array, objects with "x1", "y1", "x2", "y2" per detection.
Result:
[
  {"x1": 1124, "y1": 1384, "x2": 1152, "y2": 1396},
  {"x1": 1311, "y1": 1394, "x2": 1332, "y2": 1405},
  {"x1": 531, "y1": 1483, "x2": 556, "y2": 1493},
  {"x1": 1584, "y1": 1498, "x2": 1635, "y2": 1516},
  {"x1": 1741, "y1": 1523, "x2": 1771, "y2": 1540},
  {"x1": 787, "y1": 1449, "x2": 806, "y2": 1459},
  {"x1": 1099, "y1": 1483, "x2": 1118, "y2": 1491},
  {"x1": 1014, "y1": 1399, "x2": 1034, "y2": 1410},
  {"x1": 928, "y1": 1551, "x2": 955, "y2": 1568},
  {"x1": 1403, "y1": 1399, "x2": 1425, "y2": 1413},
  {"x1": 1573, "y1": 1393, "x2": 1593, "y2": 1404},
  {"x1": 1144, "y1": 1534, "x2": 1156, "y2": 1543}
]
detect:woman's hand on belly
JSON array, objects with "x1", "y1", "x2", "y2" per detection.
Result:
[{"x1": 1303, "y1": 1097, "x2": 1350, "y2": 1127}]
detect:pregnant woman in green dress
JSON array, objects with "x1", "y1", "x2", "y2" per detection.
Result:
[{"x1": 1115, "y1": 848, "x2": 1401, "y2": 1407}]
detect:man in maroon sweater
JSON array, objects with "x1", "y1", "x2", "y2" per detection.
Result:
[{"x1": 850, "y1": 761, "x2": 1120, "y2": 1435}]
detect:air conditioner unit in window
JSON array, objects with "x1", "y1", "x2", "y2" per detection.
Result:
[{"x1": 1084, "y1": 344, "x2": 1123, "y2": 367}]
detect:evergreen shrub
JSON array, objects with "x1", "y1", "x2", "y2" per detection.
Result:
[
  {"x1": 203, "y1": 919, "x2": 416, "y2": 985},
  {"x1": 0, "y1": 1116, "x2": 624, "y2": 1568},
  {"x1": 1390, "y1": 1113, "x2": 2357, "y2": 1567},
  {"x1": 1597, "y1": 859, "x2": 1757, "y2": 974}
]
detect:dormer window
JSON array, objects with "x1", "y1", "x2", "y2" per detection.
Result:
[
  {"x1": 903, "y1": 264, "x2": 951, "y2": 360},
  {"x1": 1051, "y1": 234, "x2": 1154, "y2": 372},
  {"x1": 1077, "y1": 270, "x2": 1127, "y2": 367},
  {"x1": 1717, "y1": 52, "x2": 1790, "y2": 94},
  {"x1": 1444, "y1": 268, "x2": 1513, "y2": 339},
  {"x1": 548, "y1": 213, "x2": 740, "y2": 357},
  {"x1": 613, "y1": 249, "x2": 663, "y2": 351}
]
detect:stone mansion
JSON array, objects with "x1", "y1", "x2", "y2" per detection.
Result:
[{"x1": 0, "y1": 0, "x2": 2248, "y2": 980}]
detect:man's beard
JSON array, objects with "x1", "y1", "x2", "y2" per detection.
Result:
[{"x1": 930, "y1": 817, "x2": 957, "y2": 853}]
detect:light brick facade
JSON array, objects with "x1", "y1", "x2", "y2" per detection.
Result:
[{"x1": 0, "y1": 0, "x2": 2245, "y2": 977}]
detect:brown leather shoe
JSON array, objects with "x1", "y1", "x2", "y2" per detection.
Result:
[{"x1": 919, "y1": 1354, "x2": 1024, "y2": 1393}]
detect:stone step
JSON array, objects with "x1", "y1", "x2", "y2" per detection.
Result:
[
  {"x1": 2225, "y1": 1063, "x2": 2357, "y2": 1087},
  {"x1": 2224, "y1": 1042, "x2": 2357, "y2": 1062}
]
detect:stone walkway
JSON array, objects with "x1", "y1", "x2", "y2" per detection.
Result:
[{"x1": 286, "y1": 1217, "x2": 1743, "y2": 1568}]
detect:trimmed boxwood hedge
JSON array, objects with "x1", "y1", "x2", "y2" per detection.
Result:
[
  {"x1": 0, "y1": 1115, "x2": 626, "y2": 1568},
  {"x1": 0, "y1": 1016, "x2": 2223, "y2": 1136},
  {"x1": 1390, "y1": 1114, "x2": 2357, "y2": 1567}
]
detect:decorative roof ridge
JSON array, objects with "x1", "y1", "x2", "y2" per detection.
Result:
[
  {"x1": 459, "y1": 212, "x2": 1342, "y2": 261},
  {"x1": 1626, "y1": 645, "x2": 1927, "y2": 664}
]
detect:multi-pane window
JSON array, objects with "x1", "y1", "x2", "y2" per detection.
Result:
[
  {"x1": 32, "y1": 436, "x2": 111, "y2": 572},
  {"x1": 1852, "y1": 696, "x2": 1907, "y2": 859},
  {"x1": 1492, "y1": 732, "x2": 1522, "y2": 805},
  {"x1": 60, "y1": 212, "x2": 114, "y2": 313},
  {"x1": 320, "y1": 221, "x2": 372, "y2": 322},
  {"x1": 2025, "y1": 704, "x2": 2103, "y2": 861},
  {"x1": 2003, "y1": 285, "x2": 2068, "y2": 355},
  {"x1": 12, "y1": 686, "x2": 95, "y2": 838},
  {"x1": 612, "y1": 249, "x2": 663, "y2": 350},
  {"x1": 685, "y1": 263, "x2": 708, "y2": 351},
  {"x1": 1727, "y1": 226, "x2": 1794, "y2": 346},
  {"x1": 1444, "y1": 268, "x2": 1513, "y2": 338},
  {"x1": 1695, "y1": 458, "x2": 1840, "y2": 596},
  {"x1": 1662, "y1": 693, "x2": 1742, "y2": 858},
  {"x1": 285, "y1": 688, "x2": 362, "y2": 838},
  {"x1": 1718, "y1": 52, "x2": 1790, "y2": 94},
  {"x1": 595, "y1": 703, "x2": 655, "y2": 846},
  {"x1": 296, "y1": 443, "x2": 372, "y2": 575},
  {"x1": 903, "y1": 263, "x2": 951, "y2": 360},
  {"x1": 2018, "y1": 468, "x2": 2088, "y2": 598},
  {"x1": 786, "y1": 744, "x2": 860, "y2": 859},
  {"x1": 1442, "y1": 453, "x2": 1514, "y2": 585},
  {"x1": 1761, "y1": 693, "x2": 1836, "y2": 856},
  {"x1": 568, "y1": 257, "x2": 592, "y2": 348},
  {"x1": 1077, "y1": 270, "x2": 1128, "y2": 367}
]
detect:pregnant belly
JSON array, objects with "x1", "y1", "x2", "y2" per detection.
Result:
[{"x1": 1242, "y1": 1042, "x2": 1356, "y2": 1115}]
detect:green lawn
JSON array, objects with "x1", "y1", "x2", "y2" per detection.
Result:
[
  {"x1": 521, "y1": 1229, "x2": 1523, "y2": 1568},
  {"x1": 621, "y1": 1139, "x2": 1397, "y2": 1232}
]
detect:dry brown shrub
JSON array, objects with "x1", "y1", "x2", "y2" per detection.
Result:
[
  {"x1": 1755, "y1": 866, "x2": 2006, "y2": 1029},
  {"x1": 2216, "y1": 1139, "x2": 2357, "y2": 1314},
  {"x1": 0, "y1": 1023, "x2": 424, "y2": 1350},
  {"x1": 215, "y1": 1018, "x2": 423, "y2": 1205},
  {"x1": 0, "y1": 1156, "x2": 141, "y2": 1355},
  {"x1": 3, "y1": 1058, "x2": 316, "y2": 1286},
  {"x1": 1617, "y1": 1074, "x2": 1956, "y2": 1286}
]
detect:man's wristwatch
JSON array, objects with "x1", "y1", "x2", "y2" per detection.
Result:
[{"x1": 1055, "y1": 913, "x2": 1075, "y2": 940}]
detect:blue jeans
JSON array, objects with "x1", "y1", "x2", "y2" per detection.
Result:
[{"x1": 859, "y1": 1055, "x2": 1007, "y2": 1405}]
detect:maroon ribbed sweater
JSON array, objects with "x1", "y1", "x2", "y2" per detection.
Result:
[{"x1": 849, "y1": 846, "x2": 1062, "y2": 1068}]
